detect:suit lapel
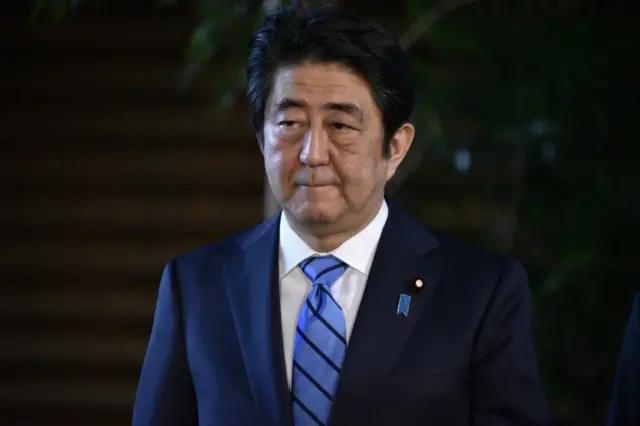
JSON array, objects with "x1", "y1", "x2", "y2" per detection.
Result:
[
  {"x1": 225, "y1": 214, "x2": 293, "y2": 426},
  {"x1": 331, "y1": 203, "x2": 442, "y2": 421}
]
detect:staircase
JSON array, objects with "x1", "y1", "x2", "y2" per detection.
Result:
[{"x1": 0, "y1": 15, "x2": 264, "y2": 426}]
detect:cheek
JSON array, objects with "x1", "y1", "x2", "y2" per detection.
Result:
[
  {"x1": 335, "y1": 143, "x2": 386, "y2": 183},
  {"x1": 263, "y1": 130, "x2": 284, "y2": 172},
  {"x1": 335, "y1": 153, "x2": 384, "y2": 198},
  {"x1": 263, "y1": 147, "x2": 283, "y2": 175},
  {"x1": 263, "y1": 139, "x2": 300, "y2": 187}
]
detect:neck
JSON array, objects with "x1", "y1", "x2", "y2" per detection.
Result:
[
  {"x1": 295, "y1": 228, "x2": 354, "y2": 253},
  {"x1": 288, "y1": 199, "x2": 384, "y2": 253}
]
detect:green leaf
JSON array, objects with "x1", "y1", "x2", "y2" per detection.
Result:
[
  {"x1": 425, "y1": 19, "x2": 489, "y2": 59},
  {"x1": 539, "y1": 249, "x2": 595, "y2": 296},
  {"x1": 29, "y1": 0, "x2": 48, "y2": 20},
  {"x1": 185, "y1": 19, "x2": 218, "y2": 67},
  {"x1": 55, "y1": 0, "x2": 69, "y2": 20},
  {"x1": 404, "y1": 0, "x2": 429, "y2": 17}
]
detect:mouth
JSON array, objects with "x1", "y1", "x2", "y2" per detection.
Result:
[{"x1": 297, "y1": 183, "x2": 334, "y2": 188}]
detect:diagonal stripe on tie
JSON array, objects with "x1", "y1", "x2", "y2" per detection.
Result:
[
  {"x1": 300, "y1": 257, "x2": 347, "y2": 282},
  {"x1": 317, "y1": 285, "x2": 341, "y2": 309},
  {"x1": 300, "y1": 256, "x2": 319, "y2": 270},
  {"x1": 311, "y1": 263, "x2": 347, "y2": 282},
  {"x1": 292, "y1": 395, "x2": 325, "y2": 426},
  {"x1": 296, "y1": 327, "x2": 341, "y2": 372},
  {"x1": 305, "y1": 299, "x2": 347, "y2": 345},
  {"x1": 293, "y1": 361, "x2": 333, "y2": 401}
]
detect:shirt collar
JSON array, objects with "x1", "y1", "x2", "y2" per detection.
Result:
[{"x1": 278, "y1": 200, "x2": 389, "y2": 278}]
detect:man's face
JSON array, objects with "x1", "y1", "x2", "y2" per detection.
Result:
[{"x1": 262, "y1": 62, "x2": 413, "y2": 234}]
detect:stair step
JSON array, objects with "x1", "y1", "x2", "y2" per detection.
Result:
[
  {"x1": 1, "y1": 148, "x2": 263, "y2": 191},
  {"x1": 1, "y1": 19, "x2": 193, "y2": 57},
  {"x1": 0, "y1": 238, "x2": 207, "y2": 273},
  {"x1": 1, "y1": 194, "x2": 262, "y2": 231},
  {"x1": 3, "y1": 133, "x2": 256, "y2": 151},
  {"x1": 0, "y1": 379, "x2": 136, "y2": 407},
  {"x1": 0, "y1": 288, "x2": 156, "y2": 321},
  {"x1": 2, "y1": 104, "x2": 254, "y2": 141},
  {"x1": 0, "y1": 331, "x2": 147, "y2": 365},
  {"x1": 0, "y1": 272, "x2": 177, "y2": 300},
  {"x1": 0, "y1": 314, "x2": 152, "y2": 336},
  {"x1": 0, "y1": 359, "x2": 142, "y2": 381},
  {"x1": 0, "y1": 60, "x2": 216, "y2": 100},
  {"x1": 1, "y1": 407, "x2": 132, "y2": 426}
]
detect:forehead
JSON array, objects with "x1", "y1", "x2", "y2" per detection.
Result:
[{"x1": 268, "y1": 62, "x2": 377, "y2": 111}]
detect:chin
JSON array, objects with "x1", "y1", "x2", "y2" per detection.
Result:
[
  {"x1": 289, "y1": 202, "x2": 342, "y2": 227},
  {"x1": 298, "y1": 209, "x2": 337, "y2": 225},
  {"x1": 284, "y1": 188, "x2": 347, "y2": 226}
]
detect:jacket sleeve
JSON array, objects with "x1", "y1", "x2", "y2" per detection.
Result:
[
  {"x1": 606, "y1": 294, "x2": 640, "y2": 426},
  {"x1": 132, "y1": 259, "x2": 198, "y2": 426},
  {"x1": 471, "y1": 261, "x2": 552, "y2": 426}
]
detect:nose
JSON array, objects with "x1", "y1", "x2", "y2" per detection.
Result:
[{"x1": 299, "y1": 124, "x2": 329, "y2": 167}]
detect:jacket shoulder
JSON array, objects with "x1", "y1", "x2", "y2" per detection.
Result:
[
  {"x1": 170, "y1": 213, "x2": 279, "y2": 270},
  {"x1": 428, "y1": 226, "x2": 517, "y2": 272}
]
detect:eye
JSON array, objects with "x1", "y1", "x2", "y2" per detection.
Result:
[
  {"x1": 330, "y1": 122, "x2": 353, "y2": 132},
  {"x1": 278, "y1": 120, "x2": 298, "y2": 128},
  {"x1": 275, "y1": 120, "x2": 304, "y2": 138}
]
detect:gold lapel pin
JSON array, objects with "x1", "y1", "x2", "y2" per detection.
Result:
[{"x1": 414, "y1": 278, "x2": 424, "y2": 290}]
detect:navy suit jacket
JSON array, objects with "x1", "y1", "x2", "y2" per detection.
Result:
[
  {"x1": 133, "y1": 203, "x2": 551, "y2": 426},
  {"x1": 607, "y1": 293, "x2": 640, "y2": 426}
]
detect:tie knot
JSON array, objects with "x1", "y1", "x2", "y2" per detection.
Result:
[{"x1": 300, "y1": 255, "x2": 347, "y2": 289}]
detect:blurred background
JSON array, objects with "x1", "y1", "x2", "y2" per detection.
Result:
[{"x1": 0, "y1": 0, "x2": 637, "y2": 425}]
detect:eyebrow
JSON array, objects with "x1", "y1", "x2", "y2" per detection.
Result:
[
  {"x1": 326, "y1": 102, "x2": 364, "y2": 122},
  {"x1": 273, "y1": 97, "x2": 364, "y2": 122},
  {"x1": 274, "y1": 97, "x2": 306, "y2": 112}
]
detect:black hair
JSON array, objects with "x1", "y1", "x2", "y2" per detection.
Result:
[{"x1": 246, "y1": 2, "x2": 414, "y2": 154}]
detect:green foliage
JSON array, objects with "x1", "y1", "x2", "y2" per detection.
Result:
[
  {"x1": 403, "y1": 7, "x2": 636, "y2": 425},
  {"x1": 167, "y1": 0, "x2": 267, "y2": 105},
  {"x1": 30, "y1": 0, "x2": 75, "y2": 19},
  {"x1": 401, "y1": 4, "x2": 636, "y2": 423}
]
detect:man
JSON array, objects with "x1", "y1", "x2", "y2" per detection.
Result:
[
  {"x1": 607, "y1": 293, "x2": 640, "y2": 426},
  {"x1": 133, "y1": 4, "x2": 551, "y2": 426}
]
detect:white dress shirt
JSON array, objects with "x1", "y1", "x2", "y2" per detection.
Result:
[{"x1": 278, "y1": 200, "x2": 389, "y2": 386}]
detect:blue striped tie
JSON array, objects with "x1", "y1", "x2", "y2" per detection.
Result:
[{"x1": 292, "y1": 255, "x2": 348, "y2": 426}]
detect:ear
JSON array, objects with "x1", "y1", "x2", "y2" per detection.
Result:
[
  {"x1": 257, "y1": 133, "x2": 265, "y2": 155},
  {"x1": 385, "y1": 122, "x2": 415, "y2": 181}
]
